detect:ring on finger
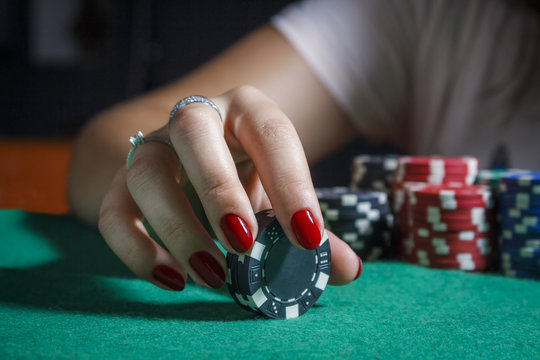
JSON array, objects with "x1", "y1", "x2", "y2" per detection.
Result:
[
  {"x1": 126, "y1": 131, "x2": 177, "y2": 168},
  {"x1": 168, "y1": 95, "x2": 223, "y2": 129}
]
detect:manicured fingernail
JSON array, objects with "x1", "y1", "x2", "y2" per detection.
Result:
[
  {"x1": 152, "y1": 265, "x2": 185, "y2": 291},
  {"x1": 189, "y1": 251, "x2": 225, "y2": 289},
  {"x1": 354, "y1": 256, "x2": 363, "y2": 280},
  {"x1": 291, "y1": 209, "x2": 321, "y2": 250},
  {"x1": 220, "y1": 214, "x2": 253, "y2": 253}
]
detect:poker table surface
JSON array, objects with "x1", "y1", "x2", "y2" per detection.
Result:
[{"x1": 1, "y1": 139, "x2": 539, "y2": 359}]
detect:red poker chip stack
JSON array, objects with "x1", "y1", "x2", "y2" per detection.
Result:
[
  {"x1": 390, "y1": 156, "x2": 481, "y2": 264},
  {"x1": 391, "y1": 181, "x2": 425, "y2": 254},
  {"x1": 393, "y1": 156, "x2": 478, "y2": 185},
  {"x1": 403, "y1": 183, "x2": 497, "y2": 271}
]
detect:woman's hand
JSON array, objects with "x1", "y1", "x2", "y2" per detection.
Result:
[{"x1": 97, "y1": 86, "x2": 362, "y2": 291}]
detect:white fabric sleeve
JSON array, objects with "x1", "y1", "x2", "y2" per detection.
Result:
[
  {"x1": 272, "y1": 0, "x2": 420, "y2": 143},
  {"x1": 272, "y1": 0, "x2": 540, "y2": 168}
]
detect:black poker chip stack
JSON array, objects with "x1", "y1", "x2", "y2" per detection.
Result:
[
  {"x1": 498, "y1": 171, "x2": 540, "y2": 279},
  {"x1": 350, "y1": 154, "x2": 399, "y2": 192},
  {"x1": 316, "y1": 187, "x2": 394, "y2": 260}
]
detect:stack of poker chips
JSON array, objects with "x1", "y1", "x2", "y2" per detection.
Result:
[
  {"x1": 475, "y1": 169, "x2": 529, "y2": 272},
  {"x1": 350, "y1": 154, "x2": 398, "y2": 192},
  {"x1": 391, "y1": 156, "x2": 478, "y2": 215},
  {"x1": 392, "y1": 157, "x2": 478, "y2": 215},
  {"x1": 403, "y1": 183, "x2": 497, "y2": 271},
  {"x1": 497, "y1": 171, "x2": 540, "y2": 279},
  {"x1": 391, "y1": 156, "x2": 479, "y2": 245},
  {"x1": 316, "y1": 187, "x2": 393, "y2": 260}
]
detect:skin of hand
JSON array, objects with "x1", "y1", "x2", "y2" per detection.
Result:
[{"x1": 68, "y1": 24, "x2": 363, "y2": 290}]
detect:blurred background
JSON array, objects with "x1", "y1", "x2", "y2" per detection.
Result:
[
  {"x1": 0, "y1": 0, "x2": 301, "y2": 136},
  {"x1": 0, "y1": 0, "x2": 395, "y2": 193}
]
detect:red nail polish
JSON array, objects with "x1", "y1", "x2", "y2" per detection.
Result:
[
  {"x1": 354, "y1": 256, "x2": 363, "y2": 280},
  {"x1": 291, "y1": 209, "x2": 321, "y2": 250},
  {"x1": 189, "y1": 251, "x2": 225, "y2": 289},
  {"x1": 152, "y1": 265, "x2": 185, "y2": 291},
  {"x1": 220, "y1": 214, "x2": 253, "y2": 253}
]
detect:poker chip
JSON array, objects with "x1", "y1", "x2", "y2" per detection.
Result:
[
  {"x1": 411, "y1": 206, "x2": 495, "y2": 222},
  {"x1": 350, "y1": 154, "x2": 398, "y2": 192},
  {"x1": 409, "y1": 183, "x2": 491, "y2": 200},
  {"x1": 404, "y1": 246, "x2": 493, "y2": 271},
  {"x1": 498, "y1": 193, "x2": 540, "y2": 209},
  {"x1": 411, "y1": 198, "x2": 494, "y2": 210},
  {"x1": 393, "y1": 156, "x2": 478, "y2": 185},
  {"x1": 499, "y1": 171, "x2": 540, "y2": 187},
  {"x1": 410, "y1": 219, "x2": 491, "y2": 232},
  {"x1": 497, "y1": 171, "x2": 540, "y2": 279},
  {"x1": 397, "y1": 174, "x2": 476, "y2": 184},
  {"x1": 412, "y1": 237, "x2": 492, "y2": 256},
  {"x1": 226, "y1": 209, "x2": 331, "y2": 319},
  {"x1": 316, "y1": 187, "x2": 389, "y2": 207},
  {"x1": 316, "y1": 187, "x2": 393, "y2": 260}
]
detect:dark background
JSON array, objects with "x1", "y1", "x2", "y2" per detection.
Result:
[
  {"x1": 0, "y1": 0, "x2": 394, "y2": 186},
  {"x1": 0, "y1": 0, "x2": 299, "y2": 135}
]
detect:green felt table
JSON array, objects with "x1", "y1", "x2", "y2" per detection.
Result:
[{"x1": 1, "y1": 209, "x2": 539, "y2": 359}]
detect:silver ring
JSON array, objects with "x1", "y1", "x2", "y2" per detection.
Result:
[
  {"x1": 126, "y1": 131, "x2": 177, "y2": 168},
  {"x1": 168, "y1": 95, "x2": 223, "y2": 129}
]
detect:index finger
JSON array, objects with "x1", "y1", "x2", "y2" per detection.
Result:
[
  {"x1": 167, "y1": 95, "x2": 258, "y2": 254},
  {"x1": 216, "y1": 86, "x2": 324, "y2": 250}
]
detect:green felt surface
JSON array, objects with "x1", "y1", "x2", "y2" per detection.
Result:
[{"x1": 0, "y1": 210, "x2": 539, "y2": 359}]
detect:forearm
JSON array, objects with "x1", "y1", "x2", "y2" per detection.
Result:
[{"x1": 67, "y1": 24, "x2": 358, "y2": 225}]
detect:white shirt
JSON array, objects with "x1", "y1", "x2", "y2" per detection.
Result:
[{"x1": 272, "y1": 0, "x2": 540, "y2": 168}]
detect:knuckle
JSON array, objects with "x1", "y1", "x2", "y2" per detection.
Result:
[
  {"x1": 125, "y1": 157, "x2": 160, "y2": 194},
  {"x1": 279, "y1": 176, "x2": 311, "y2": 195},
  {"x1": 98, "y1": 205, "x2": 119, "y2": 239},
  {"x1": 229, "y1": 85, "x2": 262, "y2": 102},
  {"x1": 200, "y1": 174, "x2": 237, "y2": 203},
  {"x1": 253, "y1": 119, "x2": 295, "y2": 141},
  {"x1": 159, "y1": 222, "x2": 187, "y2": 252},
  {"x1": 172, "y1": 106, "x2": 203, "y2": 128},
  {"x1": 170, "y1": 106, "x2": 216, "y2": 137},
  {"x1": 229, "y1": 86, "x2": 281, "y2": 117}
]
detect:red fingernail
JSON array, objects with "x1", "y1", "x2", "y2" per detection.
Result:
[
  {"x1": 152, "y1": 265, "x2": 185, "y2": 291},
  {"x1": 220, "y1": 214, "x2": 253, "y2": 253},
  {"x1": 291, "y1": 209, "x2": 321, "y2": 250},
  {"x1": 354, "y1": 256, "x2": 363, "y2": 280},
  {"x1": 189, "y1": 251, "x2": 225, "y2": 289}
]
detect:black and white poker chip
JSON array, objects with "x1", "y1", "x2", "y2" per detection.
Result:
[
  {"x1": 316, "y1": 187, "x2": 394, "y2": 260},
  {"x1": 226, "y1": 209, "x2": 331, "y2": 319}
]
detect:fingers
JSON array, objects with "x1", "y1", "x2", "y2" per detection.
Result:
[
  {"x1": 101, "y1": 86, "x2": 361, "y2": 295},
  {"x1": 326, "y1": 230, "x2": 363, "y2": 285},
  {"x1": 101, "y1": 160, "x2": 361, "y2": 291},
  {"x1": 217, "y1": 86, "x2": 324, "y2": 250},
  {"x1": 168, "y1": 97, "x2": 258, "y2": 254},
  {"x1": 124, "y1": 140, "x2": 226, "y2": 289},
  {"x1": 99, "y1": 167, "x2": 187, "y2": 291}
]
